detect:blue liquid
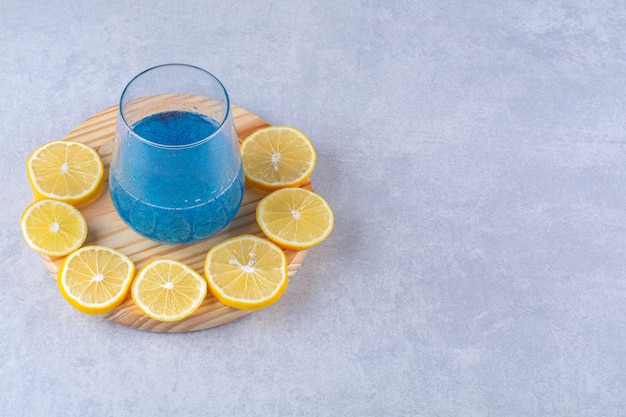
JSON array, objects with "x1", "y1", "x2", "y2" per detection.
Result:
[{"x1": 109, "y1": 111, "x2": 244, "y2": 244}]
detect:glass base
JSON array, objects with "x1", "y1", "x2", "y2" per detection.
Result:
[{"x1": 109, "y1": 168, "x2": 244, "y2": 245}]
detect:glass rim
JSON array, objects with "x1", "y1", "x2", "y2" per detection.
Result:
[{"x1": 118, "y1": 63, "x2": 232, "y2": 150}]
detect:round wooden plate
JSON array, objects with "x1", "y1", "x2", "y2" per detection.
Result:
[{"x1": 39, "y1": 104, "x2": 309, "y2": 332}]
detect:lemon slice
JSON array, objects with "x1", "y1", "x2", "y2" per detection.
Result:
[
  {"x1": 131, "y1": 259, "x2": 207, "y2": 322},
  {"x1": 204, "y1": 234, "x2": 288, "y2": 310},
  {"x1": 240, "y1": 126, "x2": 316, "y2": 190},
  {"x1": 27, "y1": 140, "x2": 104, "y2": 206},
  {"x1": 58, "y1": 246, "x2": 136, "y2": 314},
  {"x1": 20, "y1": 199, "x2": 88, "y2": 257},
  {"x1": 256, "y1": 187, "x2": 334, "y2": 251}
]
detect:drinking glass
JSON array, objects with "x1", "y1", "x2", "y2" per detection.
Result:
[{"x1": 109, "y1": 64, "x2": 244, "y2": 244}]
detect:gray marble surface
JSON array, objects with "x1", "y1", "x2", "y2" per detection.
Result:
[{"x1": 2, "y1": 1, "x2": 626, "y2": 416}]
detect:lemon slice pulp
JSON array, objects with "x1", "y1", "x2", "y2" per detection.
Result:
[
  {"x1": 58, "y1": 245, "x2": 136, "y2": 314},
  {"x1": 256, "y1": 187, "x2": 334, "y2": 251},
  {"x1": 204, "y1": 234, "x2": 288, "y2": 310},
  {"x1": 20, "y1": 199, "x2": 88, "y2": 257},
  {"x1": 131, "y1": 259, "x2": 207, "y2": 322},
  {"x1": 27, "y1": 140, "x2": 104, "y2": 206},
  {"x1": 241, "y1": 126, "x2": 316, "y2": 190}
]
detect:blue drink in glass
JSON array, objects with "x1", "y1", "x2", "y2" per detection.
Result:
[{"x1": 109, "y1": 65, "x2": 244, "y2": 244}]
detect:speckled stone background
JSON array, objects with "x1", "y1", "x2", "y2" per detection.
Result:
[{"x1": 2, "y1": 1, "x2": 626, "y2": 416}]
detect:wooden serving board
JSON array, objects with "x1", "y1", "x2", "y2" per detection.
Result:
[{"x1": 40, "y1": 104, "x2": 310, "y2": 332}]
